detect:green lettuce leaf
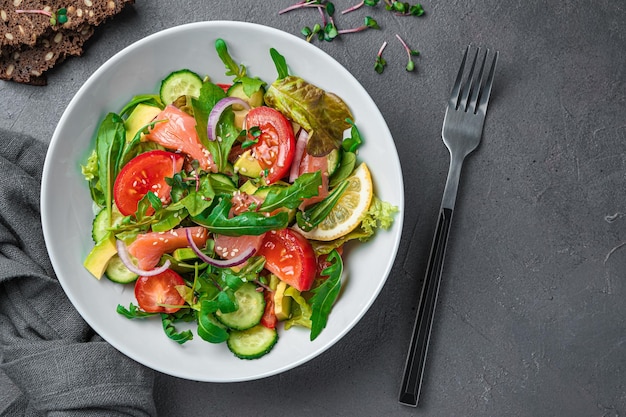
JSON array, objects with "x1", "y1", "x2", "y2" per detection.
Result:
[
  {"x1": 283, "y1": 287, "x2": 312, "y2": 330},
  {"x1": 264, "y1": 76, "x2": 353, "y2": 157}
]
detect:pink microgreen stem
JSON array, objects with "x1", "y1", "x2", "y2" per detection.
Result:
[
  {"x1": 279, "y1": 1, "x2": 323, "y2": 15},
  {"x1": 341, "y1": 1, "x2": 364, "y2": 14},
  {"x1": 395, "y1": 33, "x2": 419, "y2": 71},
  {"x1": 15, "y1": 9, "x2": 53, "y2": 17},
  {"x1": 378, "y1": 40, "x2": 388, "y2": 56}
]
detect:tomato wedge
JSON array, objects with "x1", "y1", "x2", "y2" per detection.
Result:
[
  {"x1": 134, "y1": 269, "x2": 186, "y2": 313},
  {"x1": 261, "y1": 290, "x2": 277, "y2": 329},
  {"x1": 258, "y1": 228, "x2": 316, "y2": 292},
  {"x1": 245, "y1": 107, "x2": 295, "y2": 185},
  {"x1": 113, "y1": 150, "x2": 184, "y2": 216}
]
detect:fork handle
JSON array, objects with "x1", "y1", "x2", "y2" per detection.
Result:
[{"x1": 399, "y1": 206, "x2": 453, "y2": 406}]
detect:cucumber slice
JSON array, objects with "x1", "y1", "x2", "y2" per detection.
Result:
[
  {"x1": 105, "y1": 255, "x2": 138, "y2": 284},
  {"x1": 209, "y1": 173, "x2": 237, "y2": 194},
  {"x1": 91, "y1": 207, "x2": 123, "y2": 243},
  {"x1": 227, "y1": 82, "x2": 265, "y2": 107},
  {"x1": 216, "y1": 283, "x2": 265, "y2": 330},
  {"x1": 91, "y1": 208, "x2": 110, "y2": 242},
  {"x1": 227, "y1": 324, "x2": 278, "y2": 359},
  {"x1": 160, "y1": 69, "x2": 203, "y2": 105}
]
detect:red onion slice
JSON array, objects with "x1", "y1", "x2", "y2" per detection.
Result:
[
  {"x1": 116, "y1": 239, "x2": 171, "y2": 276},
  {"x1": 185, "y1": 229, "x2": 256, "y2": 268},
  {"x1": 207, "y1": 97, "x2": 250, "y2": 141},
  {"x1": 289, "y1": 128, "x2": 309, "y2": 183}
]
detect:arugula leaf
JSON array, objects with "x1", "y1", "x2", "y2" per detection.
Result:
[
  {"x1": 259, "y1": 171, "x2": 322, "y2": 212},
  {"x1": 216, "y1": 290, "x2": 238, "y2": 314},
  {"x1": 296, "y1": 179, "x2": 348, "y2": 231},
  {"x1": 220, "y1": 269, "x2": 246, "y2": 292},
  {"x1": 191, "y1": 81, "x2": 227, "y2": 164},
  {"x1": 192, "y1": 197, "x2": 289, "y2": 236},
  {"x1": 215, "y1": 38, "x2": 246, "y2": 79},
  {"x1": 341, "y1": 118, "x2": 364, "y2": 152},
  {"x1": 135, "y1": 191, "x2": 162, "y2": 220},
  {"x1": 270, "y1": 47, "x2": 289, "y2": 79},
  {"x1": 176, "y1": 174, "x2": 215, "y2": 217},
  {"x1": 240, "y1": 76, "x2": 266, "y2": 97},
  {"x1": 329, "y1": 151, "x2": 356, "y2": 187},
  {"x1": 151, "y1": 208, "x2": 187, "y2": 233},
  {"x1": 264, "y1": 75, "x2": 353, "y2": 156},
  {"x1": 96, "y1": 113, "x2": 126, "y2": 224},
  {"x1": 119, "y1": 94, "x2": 163, "y2": 118},
  {"x1": 161, "y1": 313, "x2": 194, "y2": 344},
  {"x1": 197, "y1": 300, "x2": 229, "y2": 343},
  {"x1": 215, "y1": 38, "x2": 266, "y2": 96},
  {"x1": 116, "y1": 303, "x2": 157, "y2": 319},
  {"x1": 309, "y1": 249, "x2": 343, "y2": 341}
]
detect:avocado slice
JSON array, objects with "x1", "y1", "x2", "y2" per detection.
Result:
[
  {"x1": 273, "y1": 281, "x2": 292, "y2": 321},
  {"x1": 84, "y1": 233, "x2": 118, "y2": 279},
  {"x1": 125, "y1": 103, "x2": 162, "y2": 142},
  {"x1": 234, "y1": 149, "x2": 263, "y2": 178}
]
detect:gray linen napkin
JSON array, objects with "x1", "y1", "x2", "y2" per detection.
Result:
[{"x1": 0, "y1": 130, "x2": 156, "y2": 417}]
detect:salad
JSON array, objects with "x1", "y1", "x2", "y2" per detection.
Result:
[{"x1": 81, "y1": 38, "x2": 398, "y2": 360}]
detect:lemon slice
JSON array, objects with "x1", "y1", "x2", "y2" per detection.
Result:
[{"x1": 296, "y1": 162, "x2": 373, "y2": 241}]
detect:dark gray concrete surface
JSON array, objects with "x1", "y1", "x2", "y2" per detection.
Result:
[{"x1": 2, "y1": 1, "x2": 625, "y2": 415}]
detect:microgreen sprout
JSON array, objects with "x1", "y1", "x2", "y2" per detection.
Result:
[
  {"x1": 374, "y1": 41, "x2": 388, "y2": 74},
  {"x1": 338, "y1": 16, "x2": 380, "y2": 35},
  {"x1": 15, "y1": 7, "x2": 68, "y2": 25},
  {"x1": 280, "y1": 1, "x2": 340, "y2": 42},
  {"x1": 384, "y1": 1, "x2": 425, "y2": 16},
  {"x1": 341, "y1": 0, "x2": 380, "y2": 14},
  {"x1": 241, "y1": 126, "x2": 262, "y2": 149},
  {"x1": 395, "y1": 34, "x2": 419, "y2": 71}
]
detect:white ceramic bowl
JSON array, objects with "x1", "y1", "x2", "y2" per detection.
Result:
[{"x1": 41, "y1": 21, "x2": 404, "y2": 382}]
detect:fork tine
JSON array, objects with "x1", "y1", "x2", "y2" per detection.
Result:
[
  {"x1": 449, "y1": 46, "x2": 469, "y2": 109},
  {"x1": 468, "y1": 48, "x2": 488, "y2": 113},
  {"x1": 459, "y1": 47, "x2": 479, "y2": 111},
  {"x1": 476, "y1": 50, "x2": 499, "y2": 114}
]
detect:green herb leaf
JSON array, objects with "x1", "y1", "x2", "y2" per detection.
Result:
[
  {"x1": 329, "y1": 151, "x2": 356, "y2": 187},
  {"x1": 197, "y1": 302, "x2": 229, "y2": 343},
  {"x1": 192, "y1": 197, "x2": 289, "y2": 236},
  {"x1": 264, "y1": 76, "x2": 353, "y2": 156},
  {"x1": 215, "y1": 38, "x2": 245, "y2": 79},
  {"x1": 119, "y1": 94, "x2": 163, "y2": 118},
  {"x1": 191, "y1": 82, "x2": 230, "y2": 170},
  {"x1": 116, "y1": 303, "x2": 157, "y2": 319},
  {"x1": 259, "y1": 171, "x2": 322, "y2": 212},
  {"x1": 96, "y1": 113, "x2": 126, "y2": 224},
  {"x1": 296, "y1": 179, "x2": 348, "y2": 231},
  {"x1": 342, "y1": 118, "x2": 364, "y2": 152},
  {"x1": 176, "y1": 174, "x2": 215, "y2": 217},
  {"x1": 270, "y1": 48, "x2": 290, "y2": 80},
  {"x1": 161, "y1": 313, "x2": 194, "y2": 344},
  {"x1": 309, "y1": 249, "x2": 343, "y2": 340}
]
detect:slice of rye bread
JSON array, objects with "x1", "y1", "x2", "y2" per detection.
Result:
[
  {"x1": 1, "y1": 0, "x2": 134, "y2": 51},
  {"x1": 0, "y1": 24, "x2": 93, "y2": 85}
]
